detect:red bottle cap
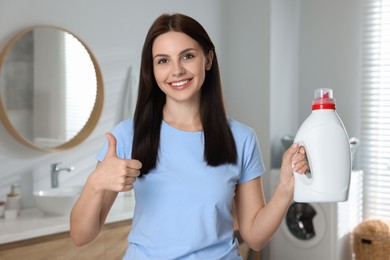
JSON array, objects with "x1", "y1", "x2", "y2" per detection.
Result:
[{"x1": 312, "y1": 88, "x2": 336, "y2": 110}]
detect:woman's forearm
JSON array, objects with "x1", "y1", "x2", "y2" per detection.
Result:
[
  {"x1": 243, "y1": 144, "x2": 308, "y2": 250},
  {"x1": 69, "y1": 173, "x2": 118, "y2": 246},
  {"x1": 243, "y1": 183, "x2": 292, "y2": 251}
]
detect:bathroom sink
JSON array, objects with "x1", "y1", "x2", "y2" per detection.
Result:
[{"x1": 33, "y1": 185, "x2": 83, "y2": 215}]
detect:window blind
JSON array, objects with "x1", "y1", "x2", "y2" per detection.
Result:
[{"x1": 361, "y1": 0, "x2": 390, "y2": 220}]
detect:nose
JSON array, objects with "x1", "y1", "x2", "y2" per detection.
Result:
[{"x1": 172, "y1": 61, "x2": 185, "y2": 77}]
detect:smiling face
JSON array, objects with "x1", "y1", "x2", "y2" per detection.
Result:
[{"x1": 152, "y1": 31, "x2": 213, "y2": 107}]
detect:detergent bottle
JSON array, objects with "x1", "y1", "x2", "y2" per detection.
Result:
[{"x1": 294, "y1": 88, "x2": 351, "y2": 202}]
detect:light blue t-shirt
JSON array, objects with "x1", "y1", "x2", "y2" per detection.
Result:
[{"x1": 96, "y1": 118, "x2": 265, "y2": 260}]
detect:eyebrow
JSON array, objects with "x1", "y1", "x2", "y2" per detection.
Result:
[{"x1": 153, "y1": 48, "x2": 197, "y2": 60}]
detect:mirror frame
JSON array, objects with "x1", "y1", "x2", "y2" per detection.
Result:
[{"x1": 0, "y1": 26, "x2": 104, "y2": 152}]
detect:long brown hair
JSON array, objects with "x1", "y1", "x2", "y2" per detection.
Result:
[{"x1": 132, "y1": 13, "x2": 237, "y2": 176}]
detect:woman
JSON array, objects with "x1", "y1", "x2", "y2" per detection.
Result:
[{"x1": 70, "y1": 13, "x2": 308, "y2": 259}]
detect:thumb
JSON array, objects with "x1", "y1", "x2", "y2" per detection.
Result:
[
  {"x1": 283, "y1": 143, "x2": 299, "y2": 163},
  {"x1": 105, "y1": 133, "x2": 118, "y2": 158}
]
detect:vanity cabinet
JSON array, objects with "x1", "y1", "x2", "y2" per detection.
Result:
[
  {"x1": 0, "y1": 218, "x2": 260, "y2": 259},
  {"x1": 0, "y1": 220, "x2": 131, "y2": 260}
]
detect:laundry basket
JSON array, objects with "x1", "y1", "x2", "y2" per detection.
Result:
[{"x1": 353, "y1": 219, "x2": 390, "y2": 260}]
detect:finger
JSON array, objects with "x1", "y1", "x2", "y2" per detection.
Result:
[
  {"x1": 121, "y1": 184, "x2": 133, "y2": 192},
  {"x1": 125, "y1": 176, "x2": 137, "y2": 184},
  {"x1": 292, "y1": 152, "x2": 306, "y2": 165},
  {"x1": 126, "y1": 159, "x2": 142, "y2": 170},
  {"x1": 293, "y1": 160, "x2": 308, "y2": 173},
  {"x1": 115, "y1": 176, "x2": 136, "y2": 191},
  {"x1": 126, "y1": 168, "x2": 141, "y2": 178},
  {"x1": 105, "y1": 133, "x2": 117, "y2": 158}
]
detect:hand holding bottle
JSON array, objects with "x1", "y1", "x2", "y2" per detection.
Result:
[{"x1": 279, "y1": 144, "x2": 309, "y2": 196}]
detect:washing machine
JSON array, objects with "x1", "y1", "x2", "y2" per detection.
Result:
[{"x1": 269, "y1": 169, "x2": 363, "y2": 260}]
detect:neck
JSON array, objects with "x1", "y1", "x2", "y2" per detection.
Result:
[{"x1": 163, "y1": 102, "x2": 202, "y2": 132}]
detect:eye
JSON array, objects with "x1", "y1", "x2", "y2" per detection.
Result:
[
  {"x1": 182, "y1": 53, "x2": 194, "y2": 60},
  {"x1": 157, "y1": 58, "x2": 168, "y2": 64}
]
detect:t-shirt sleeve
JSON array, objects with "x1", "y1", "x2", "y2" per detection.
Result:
[{"x1": 237, "y1": 129, "x2": 265, "y2": 184}]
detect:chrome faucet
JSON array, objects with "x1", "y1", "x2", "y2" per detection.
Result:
[{"x1": 51, "y1": 162, "x2": 74, "y2": 188}]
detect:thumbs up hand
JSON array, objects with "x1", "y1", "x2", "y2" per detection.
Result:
[{"x1": 92, "y1": 133, "x2": 142, "y2": 192}]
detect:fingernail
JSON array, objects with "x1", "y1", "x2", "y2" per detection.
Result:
[{"x1": 292, "y1": 143, "x2": 298, "y2": 148}]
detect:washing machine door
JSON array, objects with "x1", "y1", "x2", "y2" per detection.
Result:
[
  {"x1": 282, "y1": 202, "x2": 326, "y2": 248},
  {"x1": 286, "y1": 202, "x2": 317, "y2": 240}
]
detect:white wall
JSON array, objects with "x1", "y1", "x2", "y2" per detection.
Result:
[
  {"x1": 298, "y1": 0, "x2": 362, "y2": 138},
  {"x1": 270, "y1": 0, "x2": 301, "y2": 168},
  {"x1": 223, "y1": 0, "x2": 272, "y2": 182}
]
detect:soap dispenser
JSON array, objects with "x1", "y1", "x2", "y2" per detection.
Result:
[
  {"x1": 293, "y1": 88, "x2": 351, "y2": 202},
  {"x1": 6, "y1": 184, "x2": 21, "y2": 215}
]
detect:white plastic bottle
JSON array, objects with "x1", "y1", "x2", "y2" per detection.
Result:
[{"x1": 294, "y1": 88, "x2": 351, "y2": 202}]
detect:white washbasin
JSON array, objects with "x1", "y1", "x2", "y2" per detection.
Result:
[{"x1": 33, "y1": 185, "x2": 83, "y2": 215}]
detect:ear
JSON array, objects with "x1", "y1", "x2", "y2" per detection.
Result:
[{"x1": 205, "y1": 50, "x2": 214, "y2": 71}]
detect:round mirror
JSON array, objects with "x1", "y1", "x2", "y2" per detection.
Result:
[{"x1": 0, "y1": 26, "x2": 103, "y2": 151}]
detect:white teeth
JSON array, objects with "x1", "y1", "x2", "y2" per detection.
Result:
[{"x1": 171, "y1": 80, "x2": 189, "y2": 87}]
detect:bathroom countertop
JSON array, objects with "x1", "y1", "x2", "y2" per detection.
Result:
[{"x1": 0, "y1": 194, "x2": 135, "y2": 245}]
